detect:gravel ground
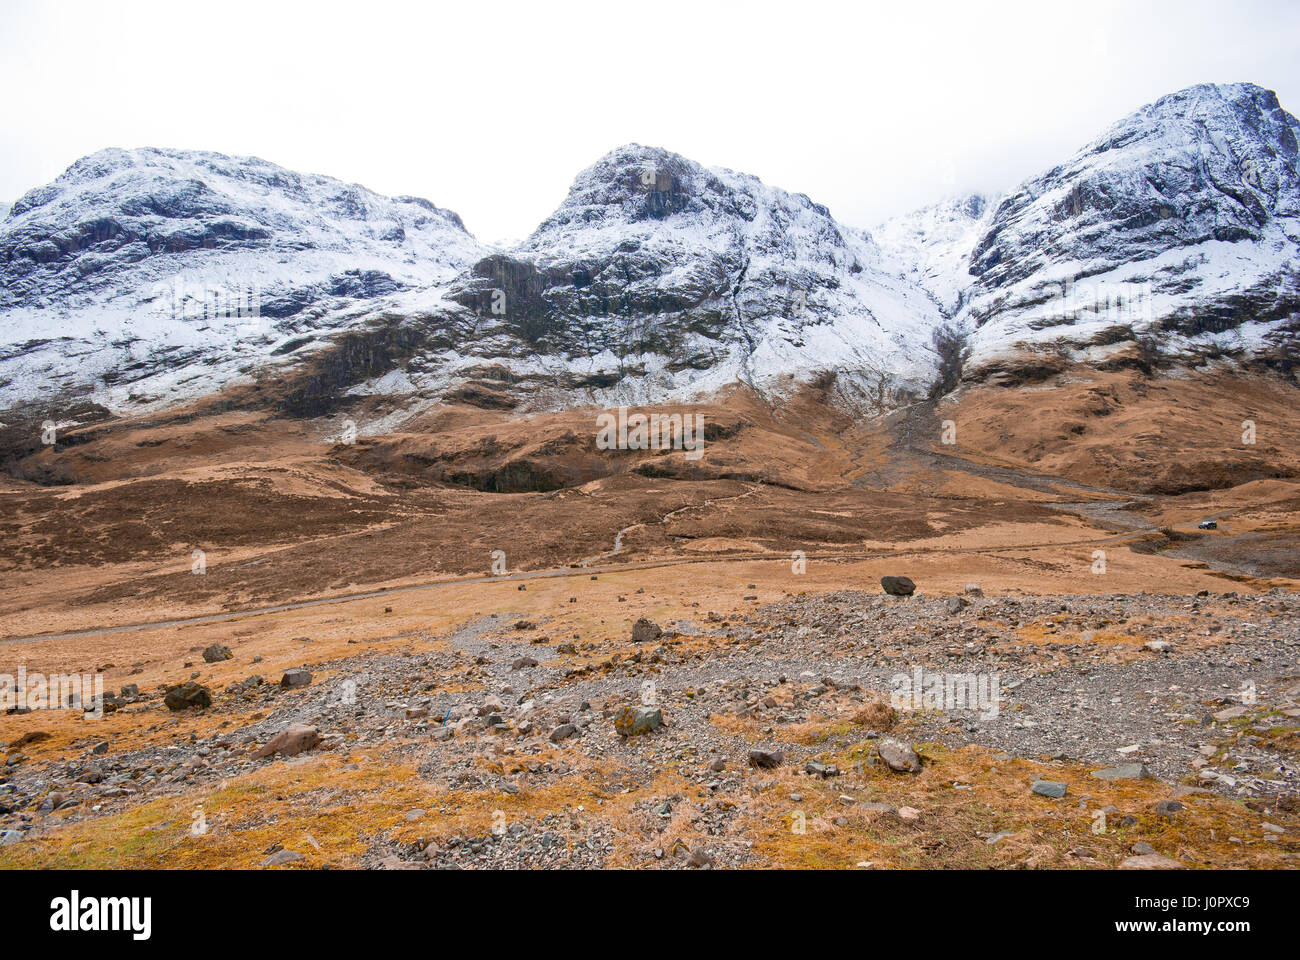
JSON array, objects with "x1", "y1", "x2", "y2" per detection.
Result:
[{"x1": 3, "y1": 588, "x2": 1298, "y2": 867}]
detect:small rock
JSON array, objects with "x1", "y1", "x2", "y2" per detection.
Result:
[
  {"x1": 259, "y1": 849, "x2": 305, "y2": 867},
  {"x1": 805, "y1": 762, "x2": 840, "y2": 778},
  {"x1": 747, "y1": 748, "x2": 784, "y2": 769},
  {"x1": 1155, "y1": 800, "x2": 1184, "y2": 820},
  {"x1": 202, "y1": 644, "x2": 233, "y2": 663},
  {"x1": 549, "y1": 723, "x2": 579, "y2": 743},
  {"x1": 860, "y1": 801, "x2": 898, "y2": 816},
  {"x1": 1119, "y1": 854, "x2": 1183, "y2": 870},
  {"x1": 877, "y1": 738, "x2": 921, "y2": 773},
  {"x1": 880, "y1": 576, "x2": 916, "y2": 597},
  {"x1": 252, "y1": 724, "x2": 321, "y2": 760},
  {"x1": 163, "y1": 681, "x2": 211, "y2": 711},
  {"x1": 1032, "y1": 780, "x2": 1068, "y2": 798},
  {"x1": 1090, "y1": 763, "x2": 1152, "y2": 781},
  {"x1": 631, "y1": 618, "x2": 663, "y2": 644},
  {"x1": 613, "y1": 705, "x2": 663, "y2": 737},
  {"x1": 280, "y1": 669, "x2": 313, "y2": 689}
]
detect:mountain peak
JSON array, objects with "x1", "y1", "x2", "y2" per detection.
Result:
[
  {"x1": 0, "y1": 146, "x2": 487, "y2": 411},
  {"x1": 960, "y1": 79, "x2": 1300, "y2": 376}
]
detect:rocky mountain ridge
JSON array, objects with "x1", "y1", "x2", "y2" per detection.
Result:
[
  {"x1": 882, "y1": 83, "x2": 1300, "y2": 383},
  {"x1": 440, "y1": 144, "x2": 944, "y2": 412},
  {"x1": 2, "y1": 81, "x2": 1298, "y2": 423},
  {"x1": 0, "y1": 147, "x2": 487, "y2": 412}
]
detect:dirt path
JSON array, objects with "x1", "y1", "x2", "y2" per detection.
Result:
[
  {"x1": 576, "y1": 483, "x2": 763, "y2": 566},
  {"x1": 0, "y1": 526, "x2": 1162, "y2": 646}
]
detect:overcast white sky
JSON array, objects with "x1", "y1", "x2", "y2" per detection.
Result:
[{"x1": 2, "y1": 0, "x2": 1298, "y2": 242}]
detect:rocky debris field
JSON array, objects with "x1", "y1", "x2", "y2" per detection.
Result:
[{"x1": 2, "y1": 587, "x2": 1298, "y2": 868}]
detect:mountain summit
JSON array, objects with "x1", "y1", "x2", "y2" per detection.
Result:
[
  {"x1": 0, "y1": 147, "x2": 485, "y2": 410},
  {"x1": 444, "y1": 144, "x2": 944, "y2": 409},
  {"x1": 956, "y1": 82, "x2": 1300, "y2": 378}
]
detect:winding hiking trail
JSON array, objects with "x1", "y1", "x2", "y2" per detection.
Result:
[
  {"x1": 1, "y1": 525, "x2": 1160, "y2": 646},
  {"x1": 576, "y1": 483, "x2": 764, "y2": 566}
]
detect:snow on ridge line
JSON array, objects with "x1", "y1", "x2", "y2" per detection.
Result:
[
  {"x1": 5, "y1": 80, "x2": 1300, "y2": 417},
  {"x1": 0, "y1": 147, "x2": 492, "y2": 413}
]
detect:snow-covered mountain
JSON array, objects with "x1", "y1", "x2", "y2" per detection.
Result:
[
  {"x1": 437, "y1": 145, "x2": 945, "y2": 407},
  {"x1": 3, "y1": 82, "x2": 1298, "y2": 420},
  {"x1": 956, "y1": 82, "x2": 1300, "y2": 375},
  {"x1": 0, "y1": 148, "x2": 487, "y2": 411}
]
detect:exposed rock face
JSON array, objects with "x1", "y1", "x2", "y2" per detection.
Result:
[
  {"x1": 0, "y1": 147, "x2": 486, "y2": 411},
  {"x1": 444, "y1": 144, "x2": 945, "y2": 408},
  {"x1": 873, "y1": 83, "x2": 1300, "y2": 384}
]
